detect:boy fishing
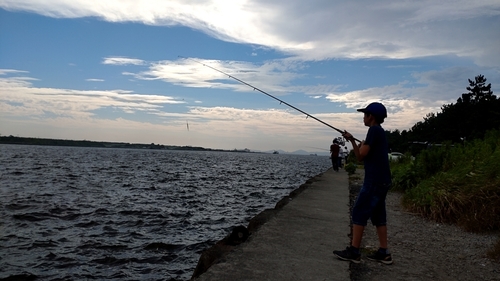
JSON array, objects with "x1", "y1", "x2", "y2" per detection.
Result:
[{"x1": 333, "y1": 102, "x2": 393, "y2": 264}]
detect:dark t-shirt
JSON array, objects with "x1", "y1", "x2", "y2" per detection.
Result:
[
  {"x1": 363, "y1": 125, "x2": 392, "y2": 185},
  {"x1": 330, "y1": 144, "x2": 340, "y2": 157}
]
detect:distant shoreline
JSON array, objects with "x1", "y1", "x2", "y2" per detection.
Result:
[
  {"x1": 0, "y1": 135, "x2": 248, "y2": 153},
  {"x1": 0, "y1": 136, "x2": 332, "y2": 155}
]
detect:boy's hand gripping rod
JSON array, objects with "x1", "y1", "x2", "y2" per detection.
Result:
[{"x1": 179, "y1": 56, "x2": 361, "y2": 143}]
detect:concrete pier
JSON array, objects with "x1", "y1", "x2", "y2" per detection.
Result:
[{"x1": 194, "y1": 169, "x2": 351, "y2": 281}]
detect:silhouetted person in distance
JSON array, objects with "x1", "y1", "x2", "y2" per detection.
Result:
[
  {"x1": 330, "y1": 139, "x2": 340, "y2": 171},
  {"x1": 343, "y1": 146, "x2": 349, "y2": 167},
  {"x1": 338, "y1": 146, "x2": 346, "y2": 168}
]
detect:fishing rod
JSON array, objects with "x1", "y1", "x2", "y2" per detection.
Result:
[{"x1": 178, "y1": 56, "x2": 361, "y2": 143}]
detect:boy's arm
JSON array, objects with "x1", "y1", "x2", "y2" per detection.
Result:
[{"x1": 343, "y1": 131, "x2": 370, "y2": 161}]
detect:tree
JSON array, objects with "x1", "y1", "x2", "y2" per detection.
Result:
[
  {"x1": 392, "y1": 75, "x2": 499, "y2": 153},
  {"x1": 458, "y1": 74, "x2": 495, "y2": 104},
  {"x1": 454, "y1": 75, "x2": 499, "y2": 140}
]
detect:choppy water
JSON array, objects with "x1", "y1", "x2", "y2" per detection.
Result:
[{"x1": 0, "y1": 144, "x2": 331, "y2": 280}]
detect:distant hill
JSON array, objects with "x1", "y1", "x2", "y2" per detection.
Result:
[{"x1": 0, "y1": 136, "x2": 220, "y2": 152}]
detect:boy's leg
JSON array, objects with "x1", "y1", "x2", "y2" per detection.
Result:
[
  {"x1": 368, "y1": 225, "x2": 392, "y2": 264},
  {"x1": 367, "y1": 188, "x2": 393, "y2": 265},
  {"x1": 333, "y1": 224, "x2": 364, "y2": 263},
  {"x1": 376, "y1": 225, "x2": 388, "y2": 249},
  {"x1": 335, "y1": 183, "x2": 384, "y2": 263},
  {"x1": 351, "y1": 224, "x2": 365, "y2": 248}
]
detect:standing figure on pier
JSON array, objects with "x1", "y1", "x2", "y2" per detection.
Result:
[
  {"x1": 343, "y1": 146, "x2": 349, "y2": 167},
  {"x1": 333, "y1": 102, "x2": 393, "y2": 265},
  {"x1": 329, "y1": 139, "x2": 340, "y2": 172}
]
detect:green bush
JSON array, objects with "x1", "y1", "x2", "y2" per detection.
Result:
[
  {"x1": 344, "y1": 162, "x2": 357, "y2": 175},
  {"x1": 391, "y1": 161, "x2": 420, "y2": 191},
  {"x1": 392, "y1": 129, "x2": 500, "y2": 232}
]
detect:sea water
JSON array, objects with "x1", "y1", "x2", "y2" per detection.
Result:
[{"x1": 0, "y1": 144, "x2": 331, "y2": 280}]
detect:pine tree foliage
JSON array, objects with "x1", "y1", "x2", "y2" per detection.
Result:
[{"x1": 387, "y1": 75, "x2": 500, "y2": 153}]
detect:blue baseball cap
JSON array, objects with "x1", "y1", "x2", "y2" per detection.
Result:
[{"x1": 357, "y1": 102, "x2": 387, "y2": 118}]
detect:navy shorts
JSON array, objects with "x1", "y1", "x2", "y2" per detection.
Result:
[{"x1": 352, "y1": 182, "x2": 391, "y2": 226}]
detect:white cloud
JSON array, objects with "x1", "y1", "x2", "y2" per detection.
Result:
[
  {"x1": 1, "y1": 0, "x2": 498, "y2": 66},
  {"x1": 3, "y1": 65, "x2": 489, "y2": 150},
  {"x1": 105, "y1": 56, "x2": 499, "y2": 137},
  {"x1": 0, "y1": 74, "x2": 186, "y2": 120},
  {"x1": 126, "y1": 57, "x2": 302, "y2": 96},
  {"x1": 0, "y1": 69, "x2": 29, "y2": 75},
  {"x1": 0, "y1": 70, "x2": 364, "y2": 150},
  {"x1": 182, "y1": 106, "x2": 357, "y2": 145},
  {"x1": 103, "y1": 57, "x2": 145, "y2": 65},
  {"x1": 86, "y1": 78, "x2": 104, "y2": 82},
  {"x1": 321, "y1": 65, "x2": 496, "y2": 134}
]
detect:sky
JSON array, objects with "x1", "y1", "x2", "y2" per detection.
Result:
[{"x1": 1, "y1": 0, "x2": 499, "y2": 153}]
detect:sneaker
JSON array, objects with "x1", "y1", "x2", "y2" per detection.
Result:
[
  {"x1": 333, "y1": 246, "x2": 361, "y2": 263},
  {"x1": 367, "y1": 250, "x2": 393, "y2": 265}
]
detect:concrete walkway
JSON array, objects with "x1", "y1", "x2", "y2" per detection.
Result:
[{"x1": 194, "y1": 169, "x2": 351, "y2": 281}]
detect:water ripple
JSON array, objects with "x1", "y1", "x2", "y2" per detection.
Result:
[{"x1": 0, "y1": 144, "x2": 330, "y2": 280}]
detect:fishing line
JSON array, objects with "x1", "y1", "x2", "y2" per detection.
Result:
[{"x1": 178, "y1": 56, "x2": 361, "y2": 143}]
